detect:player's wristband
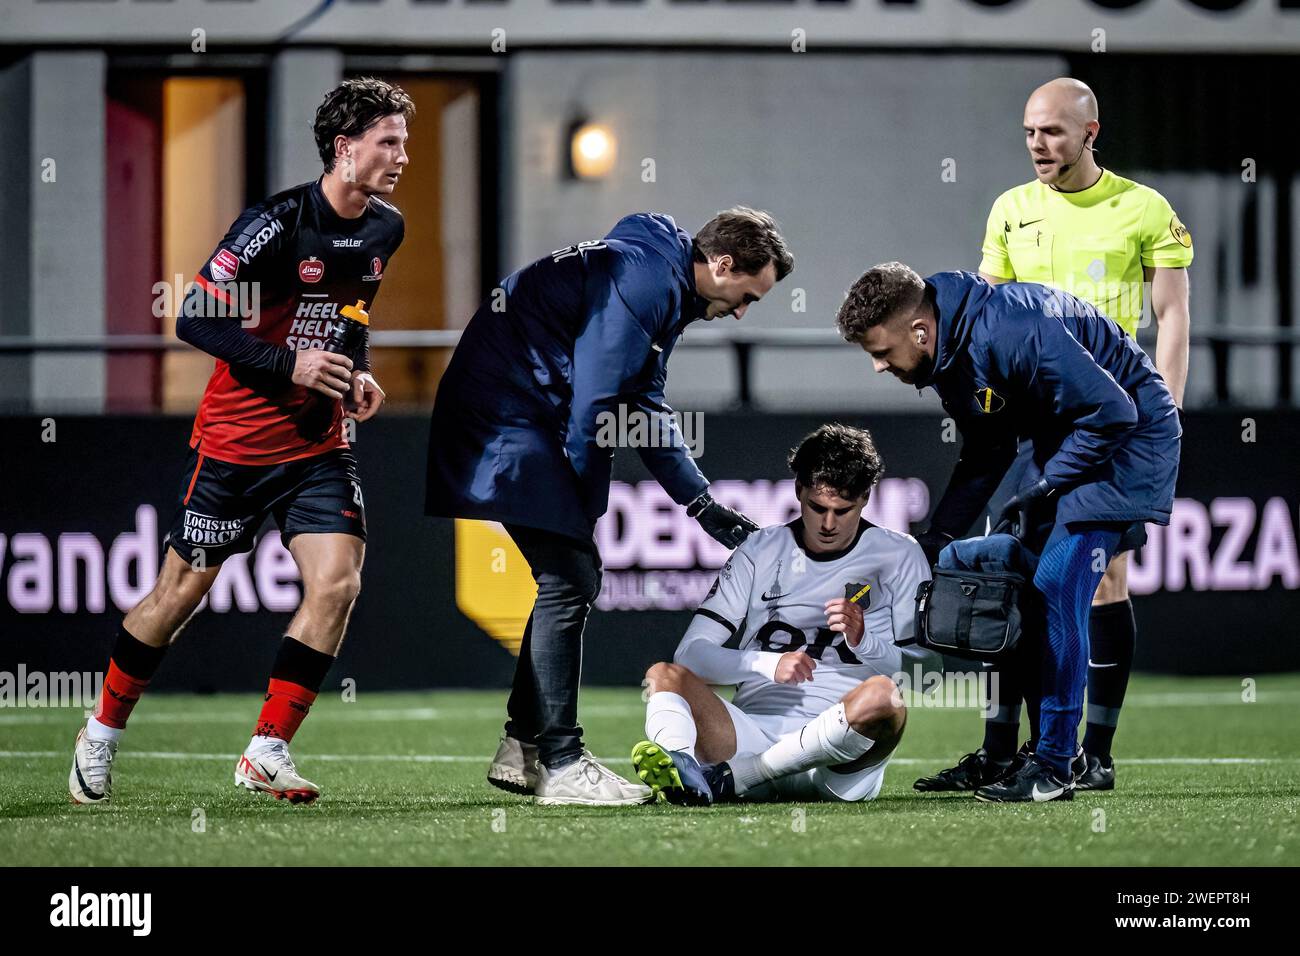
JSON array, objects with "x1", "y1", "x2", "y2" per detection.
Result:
[{"x1": 750, "y1": 652, "x2": 781, "y2": 683}]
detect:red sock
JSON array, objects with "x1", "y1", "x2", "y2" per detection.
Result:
[
  {"x1": 254, "y1": 679, "x2": 318, "y2": 743},
  {"x1": 95, "y1": 660, "x2": 152, "y2": 729}
]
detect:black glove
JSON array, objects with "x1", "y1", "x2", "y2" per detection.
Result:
[
  {"x1": 687, "y1": 491, "x2": 759, "y2": 549},
  {"x1": 996, "y1": 477, "x2": 1053, "y2": 534},
  {"x1": 915, "y1": 529, "x2": 954, "y2": 566}
]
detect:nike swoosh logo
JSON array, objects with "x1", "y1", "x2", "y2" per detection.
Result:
[
  {"x1": 257, "y1": 762, "x2": 279, "y2": 781},
  {"x1": 1032, "y1": 782, "x2": 1064, "y2": 801},
  {"x1": 761, "y1": 591, "x2": 785, "y2": 601},
  {"x1": 75, "y1": 761, "x2": 105, "y2": 800},
  {"x1": 1088, "y1": 660, "x2": 1119, "y2": 668},
  {"x1": 1019, "y1": 218, "x2": 1044, "y2": 228}
]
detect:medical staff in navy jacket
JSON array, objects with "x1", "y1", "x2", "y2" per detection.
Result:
[
  {"x1": 427, "y1": 209, "x2": 794, "y2": 805},
  {"x1": 836, "y1": 263, "x2": 1179, "y2": 802}
]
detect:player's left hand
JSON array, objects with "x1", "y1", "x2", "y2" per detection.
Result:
[
  {"x1": 345, "y1": 372, "x2": 386, "y2": 422},
  {"x1": 824, "y1": 597, "x2": 865, "y2": 648}
]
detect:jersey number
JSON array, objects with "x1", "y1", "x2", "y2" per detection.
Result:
[{"x1": 750, "y1": 620, "x2": 858, "y2": 665}]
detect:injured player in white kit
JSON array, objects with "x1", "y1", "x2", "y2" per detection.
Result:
[{"x1": 631, "y1": 423, "x2": 939, "y2": 804}]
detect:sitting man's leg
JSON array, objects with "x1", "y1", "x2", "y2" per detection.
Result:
[
  {"x1": 727, "y1": 676, "x2": 906, "y2": 802},
  {"x1": 633, "y1": 662, "x2": 740, "y2": 804}
]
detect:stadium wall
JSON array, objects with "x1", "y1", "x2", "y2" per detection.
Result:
[
  {"x1": 1, "y1": 46, "x2": 1296, "y2": 413},
  {"x1": 2, "y1": 411, "x2": 1296, "y2": 693},
  {"x1": 504, "y1": 50, "x2": 1297, "y2": 411}
]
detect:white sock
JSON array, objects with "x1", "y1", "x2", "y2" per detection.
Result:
[
  {"x1": 730, "y1": 702, "x2": 875, "y2": 795},
  {"x1": 85, "y1": 716, "x2": 122, "y2": 744},
  {"x1": 645, "y1": 692, "x2": 697, "y2": 758}
]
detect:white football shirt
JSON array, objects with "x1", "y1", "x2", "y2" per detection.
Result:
[{"x1": 674, "y1": 520, "x2": 936, "y2": 720}]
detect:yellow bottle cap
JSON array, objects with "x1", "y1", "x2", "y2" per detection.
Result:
[{"x1": 340, "y1": 300, "x2": 370, "y2": 325}]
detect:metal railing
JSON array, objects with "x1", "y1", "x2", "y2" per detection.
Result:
[{"x1": 1, "y1": 327, "x2": 1297, "y2": 407}]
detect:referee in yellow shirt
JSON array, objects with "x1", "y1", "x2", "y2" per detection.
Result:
[{"x1": 916, "y1": 78, "x2": 1192, "y2": 795}]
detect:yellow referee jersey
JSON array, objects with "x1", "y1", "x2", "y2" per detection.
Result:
[{"x1": 979, "y1": 168, "x2": 1193, "y2": 337}]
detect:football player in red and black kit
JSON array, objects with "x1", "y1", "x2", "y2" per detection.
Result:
[{"x1": 69, "y1": 78, "x2": 412, "y2": 805}]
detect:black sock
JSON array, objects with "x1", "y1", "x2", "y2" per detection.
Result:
[
  {"x1": 981, "y1": 660, "x2": 1020, "y2": 760},
  {"x1": 1025, "y1": 700, "x2": 1041, "y2": 754},
  {"x1": 269, "y1": 636, "x2": 335, "y2": 693},
  {"x1": 983, "y1": 720, "x2": 1020, "y2": 760},
  {"x1": 110, "y1": 626, "x2": 168, "y2": 681},
  {"x1": 1012, "y1": 622, "x2": 1043, "y2": 754},
  {"x1": 1082, "y1": 600, "x2": 1136, "y2": 762},
  {"x1": 97, "y1": 627, "x2": 169, "y2": 729}
]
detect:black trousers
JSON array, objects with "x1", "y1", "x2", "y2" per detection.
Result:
[{"x1": 502, "y1": 523, "x2": 603, "y2": 769}]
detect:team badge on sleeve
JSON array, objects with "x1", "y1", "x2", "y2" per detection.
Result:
[
  {"x1": 209, "y1": 249, "x2": 239, "y2": 282},
  {"x1": 1170, "y1": 215, "x2": 1192, "y2": 248}
]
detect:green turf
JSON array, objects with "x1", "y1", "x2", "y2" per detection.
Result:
[{"x1": 2, "y1": 674, "x2": 1298, "y2": 866}]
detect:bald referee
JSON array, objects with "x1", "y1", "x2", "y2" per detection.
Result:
[{"x1": 914, "y1": 78, "x2": 1193, "y2": 795}]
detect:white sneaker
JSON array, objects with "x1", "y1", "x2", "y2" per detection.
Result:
[
  {"x1": 234, "y1": 738, "x2": 320, "y2": 804},
  {"x1": 488, "y1": 734, "x2": 540, "y2": 795},
  {"x1": 69, "y1": 727, "x2": 117, "y2": 805},
  {"x1": 534, "y1": 751, "x2": 654, "y2": 806}
]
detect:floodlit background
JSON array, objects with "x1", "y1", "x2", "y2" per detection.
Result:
[{"x1": 2, "y1": 1, "x2": 1297, "y2": 414}]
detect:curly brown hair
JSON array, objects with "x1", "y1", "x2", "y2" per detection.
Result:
[
  {"x1": 787, "y1": 423, "x2": 884, "y2": 502},
  {"x1": 693, "y1": 207, "x2": 795, "y2": 280},
  {"x1": 313, "y1": 77, "x2": 416, "y2": 173},
  {"x1": 835, "y1": 261, "x2": 925, "y2": 342}
]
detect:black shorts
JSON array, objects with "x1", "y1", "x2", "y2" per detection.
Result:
[{"x1": 165, "y1": 447, "x2": 366, "y2": 566}]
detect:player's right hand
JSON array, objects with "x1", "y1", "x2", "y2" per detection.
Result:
[
  {"x1": 292, "y1": 349, "x2": 353, "y2": 400},
  {"x1": 774, "y1": 650, "x2": 816, "y2": 685}
]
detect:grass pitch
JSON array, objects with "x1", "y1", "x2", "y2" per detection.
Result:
[{"x1": 2, "y1": 674, "x2": 1297, "y2": 866}]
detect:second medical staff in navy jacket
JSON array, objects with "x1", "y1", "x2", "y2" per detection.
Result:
[
  {"x1": 427, "y1": 209, "x2": 794, "y2": 805},
  {"x1": 836, "y1": 264, "x2": 1179, "y2": 802}
]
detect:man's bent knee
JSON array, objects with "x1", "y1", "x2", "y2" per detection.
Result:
[
  {"x1": 127, "y1": 550, "x2": 217, "y2": 642},
  {"x1": 645, "y1": 661, "x2": 694, "y2": 695},
  {"x1": 845, "y1": 675, "x2": 905, "y2": 735},
  {"x1": 304, "y1": 571, "x2": 362, "y2": 614}
]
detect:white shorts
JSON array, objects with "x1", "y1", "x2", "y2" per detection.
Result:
[{"x1": 718, "y1": 696, "x2": 889, "y2": 803}]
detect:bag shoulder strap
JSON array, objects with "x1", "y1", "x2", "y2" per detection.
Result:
[{"x1": 954, "y1": 581, "x2": 975, "y2": 651}]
